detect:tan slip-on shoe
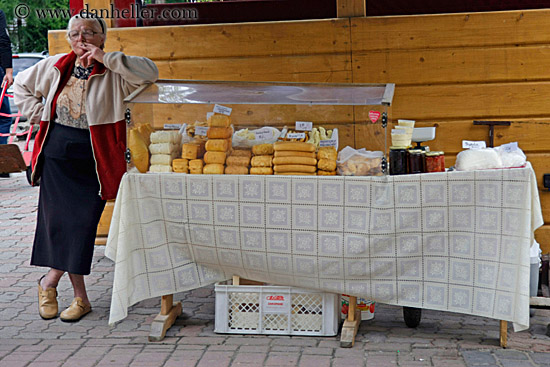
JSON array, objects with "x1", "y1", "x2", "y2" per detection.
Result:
[
  {"x1": 60, "y1": 297, "x2": 91, "y2": 322},
  {"x1": 38, "y1": 276, "x2": 58, "y2": 320}
]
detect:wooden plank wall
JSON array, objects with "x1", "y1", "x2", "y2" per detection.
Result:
[{"x1": 48, "y1": 10, "x2": 550, "y2": 251}]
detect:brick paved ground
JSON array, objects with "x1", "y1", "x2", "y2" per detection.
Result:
[{"x1": 1, "y1": 172, "x2": 550, "y2": 367}]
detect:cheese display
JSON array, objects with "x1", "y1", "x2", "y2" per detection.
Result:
[
  {"x1": 204, "y1": 151, "x2": 227, "y2": 165},
  {"x1": 172, "y1": 158, "x2": 189, "y2": 173},
  {"x1": 205, "y1": 139, "x2": 230, "y2": 152},
  {"x1": 225, "y1": 165, "x2": 248, "y2": 175},
  {"x1": 251, "y1": 155, "x2": 273, "y2": 167},
  {"x1": 203, "y1": 163, "x2": 225, "y2": 174},
  {"x1": 128, "y1": 128, "x2": 150, "y2": 173},
  {"x1": 207, "y1": 113, "x2": 231, "y2": 127}
]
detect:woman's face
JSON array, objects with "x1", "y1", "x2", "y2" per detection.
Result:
[{"x1": 68, "y1": 20, "x2": 104, "y2": 57}]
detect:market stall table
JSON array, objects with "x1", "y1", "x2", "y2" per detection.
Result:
[{"x1": 105, "y1": 164, "x2": 543, "y2": 344}]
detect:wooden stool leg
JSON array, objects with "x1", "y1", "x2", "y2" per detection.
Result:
[
  {"x1": 340, "y1": 296, "x2": 361, "y2": 348},
  {"x1": 500, "y1": 320, "x2": 508, "y2": 348},
  {"x1": 149, "y1": 294, "x2": 182, "y2": 342}
]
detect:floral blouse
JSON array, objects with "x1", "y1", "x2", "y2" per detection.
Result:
[{"x1": 54, "y1": 62, "x2": 94, "y2": 129}]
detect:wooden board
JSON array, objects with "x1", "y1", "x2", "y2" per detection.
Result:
[
  {"x1": 49, "y1": 18, "x2": 351, "y2": 58},
  {"x1": 388, "y1": 83, "x2": 550, "y2": 121},
  {"x1": 351, "y1": 10, "x2": 550, "y2": 51},
  {"x1": 535, "y1": 226, "x2": 550, "y2": 254},
  {"x1": 353, "y1": 45, "x2": 550, "y2": 85},
  {"x1": 155, "y1": 54, "x2": 351, "y2": 82}
]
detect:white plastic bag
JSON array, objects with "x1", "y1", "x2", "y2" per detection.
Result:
[
  {"x1": 232, "y1": 126, "x2": 283, "y2": 148},
  {"x1": 337, "y1": 146, "x2": 384, "y2": 176},
  {"x1": 455, "y1": 148, "x2": 502, "y2": 171}
]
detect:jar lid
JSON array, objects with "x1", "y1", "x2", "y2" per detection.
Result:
[
  {"x1": 390, "y1": 146, "x2": 408, "y2": 150},
  {"x1": 408, "y1": 149, "x2": 422, "y2": 153},
  {"x1": 425, "y1": 152, "x2": 438, "y2": 156}
]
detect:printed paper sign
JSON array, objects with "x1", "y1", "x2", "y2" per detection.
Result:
[
  {"x1": 262, "y1": 294, "x2": 290, "y2": 314},
  {"x1": 462, "y1": 140, "x2": 487, "y2": 149},
  {"x1": 295, "y1": 121, "x2": 313, "y2": 131},
  {"x1": 287, "y1": 132, "x2": 306, "y2": 140},
  {"x1": 194, "y1": 126, "x2": 209, "y2": 136},
  {"x1": 163, "y1": 124, "x2": 182, "y2": 130},
  {"x1": 213, "y1": 104, "x2": 232, "y2": 116},
  {"x1": 501, "y1": 142, "x2": 519, "y2": 153},
  {"x1": 320, "y1": 139, "x2": 337, "y2": 147},
  {"x1": 368, "y1": 111, "x2": 381, "y2": 123},
  {"x1": 254, "y1": 128, "x2": 273, "y2": 141}
]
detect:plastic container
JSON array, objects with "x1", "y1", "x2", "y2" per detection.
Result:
[
  {"x1": 341, "y1": 295, "x2": 375, "y2": 320},
  {"x1": 214, "y1": 281, "x2": 340, "y2": 336}
]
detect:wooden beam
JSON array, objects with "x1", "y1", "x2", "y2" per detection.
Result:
[
  {"x1": 500, "y1": 321, "x2": 508, "y2": 348},
  {"x1": 149, "y1": 295, "x2": 182, "y2": 342},
  {"x1": 337, "y1": 0, "x2": 365, "y2": 18}
]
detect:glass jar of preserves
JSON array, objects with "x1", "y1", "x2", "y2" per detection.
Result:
[
  {"x1": 408, "y1": 149, "x2": 424, "y2": 174},
  {"x1": 437, "y1": 151, "x2": 446, "y2": 172},
  {"x1": 389, "y1": 146, "x2": 408, "y2": 175},
  {"x1": 425, "y1": 152, "x2": 441, "y2": 172}
]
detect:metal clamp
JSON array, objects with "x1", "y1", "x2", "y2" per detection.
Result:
[
  {"x1": 381, "y1": 157, "x2": 387, "y2": 174},
  {"x1": 381, "y1": 112, "x2": 388, "y2": 128},
  {"x1": 125, "y1": 148, "x2": 132, "y2": 163},
  {"x1": 125, "y1": 108, "x2": 132, "y2": 125}
]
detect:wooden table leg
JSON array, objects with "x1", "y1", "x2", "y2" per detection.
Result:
[
  {"x1": 500, "y1": 320, "x2": 507, "y2": 348},
  {"x1": 340, "y1": 296, "x2": 361, "y2": 348},
  {"x1": 149, "y1": 294, "x2": 183, "y2": 342}
]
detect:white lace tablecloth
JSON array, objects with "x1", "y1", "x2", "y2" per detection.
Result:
[{"x1": 105, "y1": 164, "x2": 543, "y2": 331}]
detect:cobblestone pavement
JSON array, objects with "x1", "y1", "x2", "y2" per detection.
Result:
[{"x1": 1, "y1": 172, "x2": 550, "y2": 367}]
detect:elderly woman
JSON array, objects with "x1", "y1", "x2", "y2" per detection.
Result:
[{"x1": 14, "y1": 13, "x2": 158, "y2": 322}]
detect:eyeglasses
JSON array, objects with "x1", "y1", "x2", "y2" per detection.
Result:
[{"x1": 68, "y1": 30, "x2": 99, "y2": 40}]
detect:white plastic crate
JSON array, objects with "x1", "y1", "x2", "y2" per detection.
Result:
[{"x1": 214, "y1": 281, "x2": 340, "y2": 336}]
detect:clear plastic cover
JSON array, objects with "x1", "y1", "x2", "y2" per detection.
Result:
[{"x1": 125, "y1": 80, "x2": 395, "y2": 106}]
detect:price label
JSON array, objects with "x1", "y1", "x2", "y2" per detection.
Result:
[
  {"x1": 295, "y1": 121, "x2": 313, "y2": 131},
  {"x1": 254, "y1": 128, "x2": 272, "y2": 141},
  {"x1": 213, "y1": 104, "x2": 232, "y2": 116},
  {"x1": 501, "y1": 142, "x2": 519, "y2": 153},
  {"x1": 462, "y1": 140, "x2": 486, "y2": 150},
  {"x1": 286, "y1": 132, "x2": 306, "y2": 140},
  {"x1": 195, "y1": 126, "x2": 209, "y2": 136},
  {"x1": 163, "y1": 124, "x2": 182, "y2": 130},
  {"x1": 320, "y1": 139, "x2": 337, "y2": 147}
]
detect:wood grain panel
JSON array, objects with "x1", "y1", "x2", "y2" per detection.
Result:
[
  {"x1": 50, "y1": 18, "x2": 351, "y2": 58},
  {"x1": 351, "y1": 10, "x2": 550, "y2": 51},
  {"x1": 155, "y1": 54, "x2": 351, "y2": 82},
  {"x1": 356, "y1": 119, "x2": 550, "y2": 156},
  {"x1": 535, "y1": 226, "x2": 550, "y2": 254},
  {"x1": 353, "y1": 45, "x2": 550, "y2": 85},
  {"x1": 388, "y1": 82, "x2": 550, "y2": 121},
  {"x1": 135, "y1": 104, "x2": 355, "y2": 128}
]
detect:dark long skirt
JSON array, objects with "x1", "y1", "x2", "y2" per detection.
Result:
[{"x1": 31, "y1": 122, "x2": 106, "y2": 275}]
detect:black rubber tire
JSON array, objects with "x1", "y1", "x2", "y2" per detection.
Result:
[{"x1": 403, "y1": 306, "x2": 422, "y2": 328}]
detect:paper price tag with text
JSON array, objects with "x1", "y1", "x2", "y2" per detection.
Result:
[
  {"x1": 320, "y1": 139, "x2": 337, "y2": 147},
  {"x1": 163, "y1": 123, "x2": 182, "y2": 130},
  {"x1": 254, "y1": 128, "x2": 273, "y2": 141},
  {"x1": 195, "y1": 126, "x2": 209, "y2": 136},
  {"x1": 501, "y1": 142, "x2": 519, "y2": 153},
  {"x1": 213, "y1": 104, "x2": 232, "y2": 116},
  {"x1": 462, "y1": 140, "x2": 486, "y2": 150},
  {"x1": 286, "y1": 132, "x2": 306, "y2": 140},
  {"x1": 295, "y1": 121, "x2": 313, "y2": 131}
]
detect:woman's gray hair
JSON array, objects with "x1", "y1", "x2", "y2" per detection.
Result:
[{"x1": 66, "y1": 11, "x2": 107, "y2": 46}]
